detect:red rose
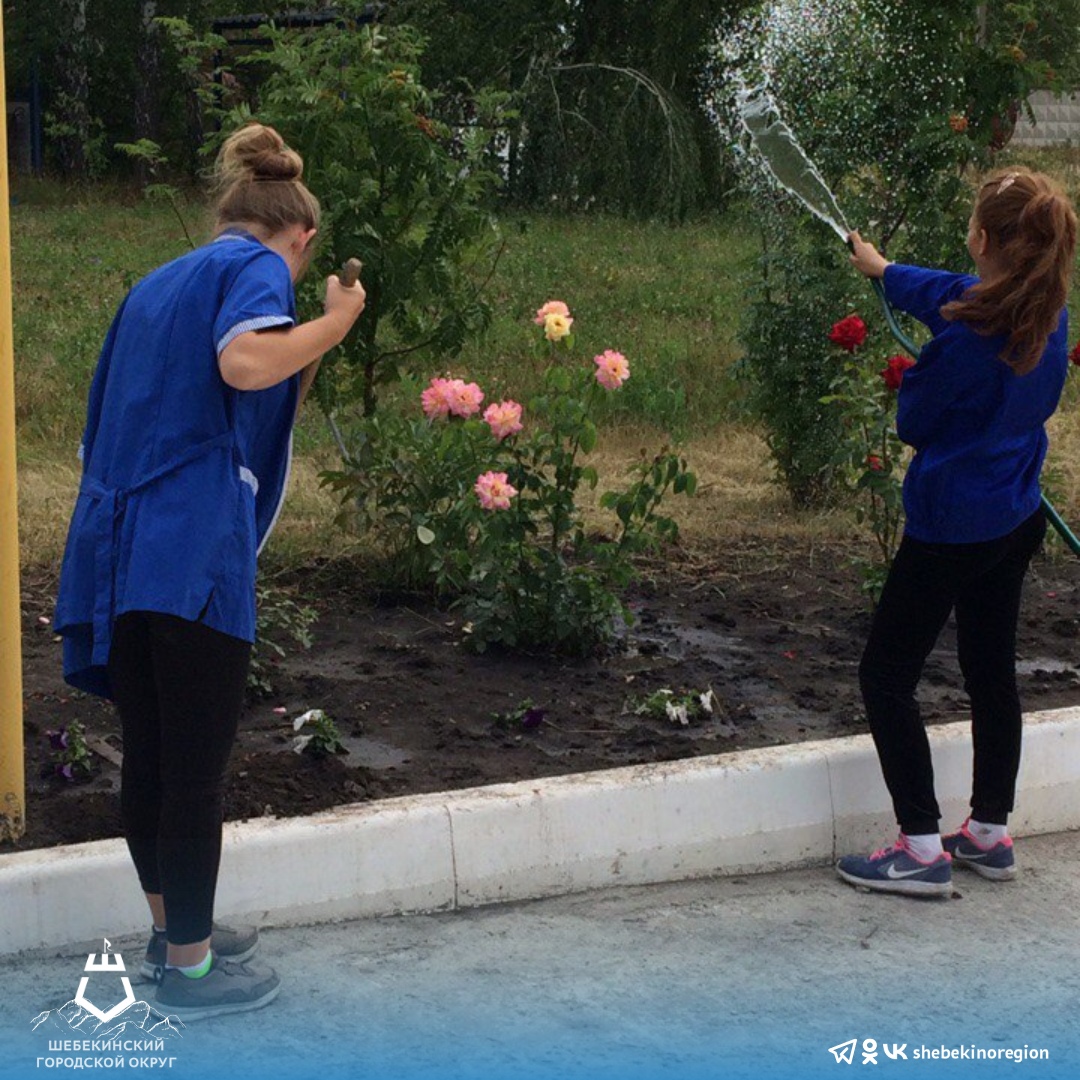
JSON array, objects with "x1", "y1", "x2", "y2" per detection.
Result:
[
  {"x1": 866, "y1": 454, "x2": 884, "y2": 472},
  {"x1": 881, "y1": 354, "x2": 915, "y2": 391},
  {"x1": 1069, "y1": 341, "x2": 1080, "y2": 366},
  {"x1": 828, "y1": 314, "x2": 868, "y2": 352}
]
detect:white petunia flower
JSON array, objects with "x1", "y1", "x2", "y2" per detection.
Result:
[
  {"x1": 293, "y1": 709, "x2": 323, "y2": 731},
  {"x1": 665, "y1": 701, "x2": 690, "y2": 726}
]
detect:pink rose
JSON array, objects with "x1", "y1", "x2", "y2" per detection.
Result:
[
  {"x1": 483, "y1": 400, "x2": 524, "y2": 440},
  {"x1": 534, "y1": 300, "x2": 571, "y2": 325},
  {"x1": 444, "y1": 379, "x2": 484, "y2": 417},
  {"x1": 594, "y1": 349, "x2": 630, "y2": 390},
  {"x1": 421, "y1": 377, "x2": 453, "y2": 418},
  {"x1": 474, "y1": 471, "x2": 517, "y2": 511},
  {"x1": 423, "y1": 377, "x2": 484, "y2": 418}
]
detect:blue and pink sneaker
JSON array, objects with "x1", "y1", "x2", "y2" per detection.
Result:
[
  {"x1": 942, "y1": 820, "x2": 1016, "y2": 881},
  {"x1": 837, "y1": 836, "x2": 952, "y2": 897}
]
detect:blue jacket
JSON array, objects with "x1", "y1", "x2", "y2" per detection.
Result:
[
  {"x1": 54, "y1": 231, "x2": 299, "y2": 698},
  {"x1": 884, "y1": 262, "x2": 1068, "y2": 544}
]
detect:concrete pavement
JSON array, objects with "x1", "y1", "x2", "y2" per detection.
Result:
[{"x1": 3, "y1": 829, "x2": 1079, "y2": 1080}]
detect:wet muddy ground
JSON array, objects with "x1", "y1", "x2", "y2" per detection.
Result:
[{"x1": 10, "y1": 539, "x2": 1080, "y2": 851}]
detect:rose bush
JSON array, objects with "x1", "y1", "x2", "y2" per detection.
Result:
[
  {"x1": 822, "y1": 313, "x2": 909, "y2": 600},
  {"x1": 324, "y1": 301, "x2": 696, "y2": 654},
  {"x1": 737, "y1": 251, "x2": 862, "y2": 506}
]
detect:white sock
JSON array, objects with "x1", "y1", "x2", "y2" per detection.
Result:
[
  {"x1": 903, "y1": 832, "x2": 944, "y2": 861},
  {"x1": 967, "y1": 819, "x2": 1008, "y2": 846},
  {"x1": 166, "y1": 950, "x2": 212, "y2": 979}
]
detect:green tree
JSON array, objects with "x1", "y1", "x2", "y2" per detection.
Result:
[
  {"x1": 214, "y1": 4, "x2": 508, "y2": 417},
  {"x1": 2, "y1": 0, "x2": 265, "y2": 179},
  {"x1": 384, "y1": 0, "x2": 758, "y2": 218}
]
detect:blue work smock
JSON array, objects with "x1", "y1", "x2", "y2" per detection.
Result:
[
  {"x1": 54, "y1": 231, "x2": 300, "y2": 699},
  {"x1": 884, "y1": 263, "x2": 1068, "y2": 544}
]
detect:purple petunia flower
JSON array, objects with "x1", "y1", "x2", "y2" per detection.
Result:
[
  {"x1": 521, "y1": 707, "x2": 547, "y2": 730},
  {"x1": 47, "y1": 729, "x2": 68, "y2": 751}
]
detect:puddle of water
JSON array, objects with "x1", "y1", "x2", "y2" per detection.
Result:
[
  {"x1": 277, "y1": 731, "x2": 411, "y2": 770},
  {"x1": 751, "y1": 703, "x2": 821, "y2": 728},
  {"x1": 336, "y1": 734, "x2": 412, "y2": 770},
  {"x1": 624, "y1": 620, "x2": 753, "y2": 668},
  {"x1": 1016, "y1": 658, "x2": 1080, "y2": 679}
]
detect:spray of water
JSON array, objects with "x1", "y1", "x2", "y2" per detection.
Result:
[
  {"x1": 708, "y1": 0, "x2": 869, "y2": 242},
  {"x1": 736, "y1": 87, "x2": 850, "y2": 242},
  {"x1": 714, "y1": 0, "x2": 954, "y2": 235}
]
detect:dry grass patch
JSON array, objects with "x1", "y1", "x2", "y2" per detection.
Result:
[
  {"x1": 577, "y1": 425, "x2": 859, "y2": 553},
  {"x1": 1046, "y1": 409, "x2": 1080, "y2": 518},
  {"x1": 17, "y1": 460, "x2": 80, "y2": 573},
  {"x1": 15, "y1": 427, "x2": 869, "y2": 577}
]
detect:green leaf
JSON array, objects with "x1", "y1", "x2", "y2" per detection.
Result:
[{"x1": 580, "y1": 420, "x2": 598, "y2": 454}]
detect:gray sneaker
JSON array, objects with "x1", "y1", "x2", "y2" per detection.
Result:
[
  {"x1": 154, "y1": 955, "x2": 280, "y2": 1021},
  {"x1": 141, "y1": 923, "x2": 259, "y2": 979}
]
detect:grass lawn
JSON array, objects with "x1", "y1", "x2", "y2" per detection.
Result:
[{"x1": 10, "y1": 167, "x2": 1080, "y2": 575}]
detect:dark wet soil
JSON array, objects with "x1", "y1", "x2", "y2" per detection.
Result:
[{"x1": 9, "y1": 539, "x2": 1079, "y2": 852}]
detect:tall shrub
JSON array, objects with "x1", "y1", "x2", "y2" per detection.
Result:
[
  {"x1": 718, "y1": 0, "x2": 1071, "y2": 508},
  {"x1": 230, "y1": 6, "x2": 509, "y2": 417}
]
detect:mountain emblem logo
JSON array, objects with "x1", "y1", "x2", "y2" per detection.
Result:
[
  {"x1": 30, "y1": 938, "x2": 185, "y2": 1042},
  {"x1": 74, "y1": 940, "x2": 136, "y2": 1023}
]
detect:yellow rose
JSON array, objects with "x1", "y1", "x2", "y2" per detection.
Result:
[{"x1": 544, "y1": 312, "x2": 573, "y2": 342}]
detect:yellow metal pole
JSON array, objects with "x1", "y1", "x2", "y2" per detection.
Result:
[{"x1": 0, "y1": 6, "x2": 27, "y2": 842}]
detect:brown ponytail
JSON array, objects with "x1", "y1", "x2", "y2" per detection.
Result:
[
  {"x1": 212, "y1": 122, "x2": 320, "y2": 235},
  {"x1": 941, "y1": 167, "x2": 1076, "y2": 375}
]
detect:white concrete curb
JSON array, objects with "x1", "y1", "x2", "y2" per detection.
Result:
[{"x1": 2, "y1": 706, "x2": 1078, "y2": 956}]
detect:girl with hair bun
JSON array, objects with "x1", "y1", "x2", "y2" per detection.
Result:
[
  {"x1": 836, "y1": 168, "x2": 1076, "y2": 898},
  {"x1": 53, "y1": 122, "x2": 365, "y2": 1017}
]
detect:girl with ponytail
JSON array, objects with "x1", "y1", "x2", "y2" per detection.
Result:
[
  {"x1": 53, "y1": 122, "x2": 366, "y2": 1014},
  {"x1": 835, "y1": 168, "x2": 1076, "y2": 897}
]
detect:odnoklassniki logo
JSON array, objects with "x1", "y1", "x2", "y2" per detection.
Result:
[{"x1": 29, "y1": 939, "x2": 184, "y2": 1070}]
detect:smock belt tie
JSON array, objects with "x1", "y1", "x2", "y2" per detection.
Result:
[{"x1": 80, "y1": 432, "x2": 236, "y2": 669}]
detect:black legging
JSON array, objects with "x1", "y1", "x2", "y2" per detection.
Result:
[
  {"x1": 859, "y1": 508, "x2": 1046, "y2": 836},
  {"x1": 107, "y1": 611, "x2": 251, "y2": 945}
]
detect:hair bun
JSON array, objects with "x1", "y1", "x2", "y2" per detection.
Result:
[
  {"x1": 249, "y1": 147, "x2": 303, "y2": 182},
  {"x1": 215, "y1": 122, "x2": 303, "y2": 188}
]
